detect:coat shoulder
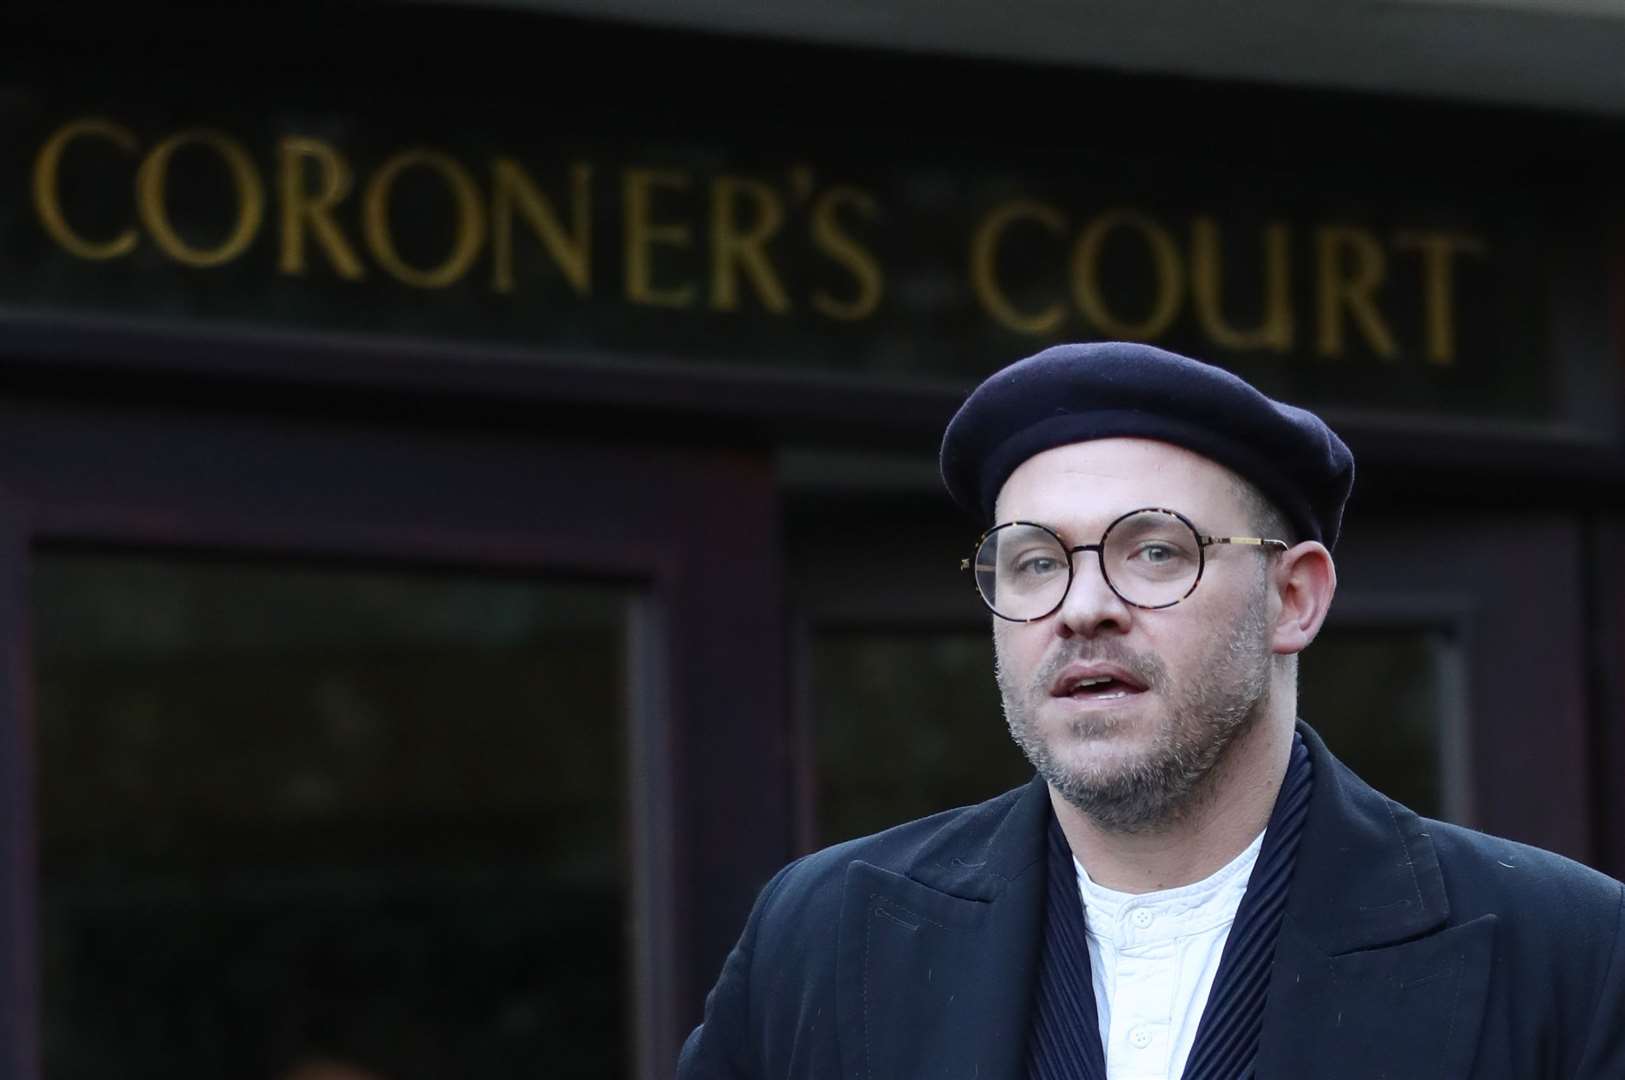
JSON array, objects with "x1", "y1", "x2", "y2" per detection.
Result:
[
  {"x1": 1419, "y1": 813, "x2": 1624, "y2": 924},
  {"x1": 678, "y1": 783, "x2": 1041, "y2": 1079},
  {"x1": 756, "y1": 782, "x2": 1037, "y2": 937},
  {"x1": 1414, "y1": 814, "x2": 1625, "y2": 1074}
]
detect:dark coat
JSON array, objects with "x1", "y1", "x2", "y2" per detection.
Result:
[{"x1": 678, "y1": 724, "x2": 1625, "y2": 1079}]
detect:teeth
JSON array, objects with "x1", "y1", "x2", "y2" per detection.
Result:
[{"x1": 1076, "y1": 676, "x2": 1112, "y2": 687}]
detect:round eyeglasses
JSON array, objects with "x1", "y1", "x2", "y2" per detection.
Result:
[{"x1": 960, "y1": 507, "x2": 1288, "y2": 621}]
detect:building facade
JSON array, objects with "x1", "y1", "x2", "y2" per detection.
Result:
[{"x1": 2, "y1": 4, "x2": 1623, "y2": 1078}]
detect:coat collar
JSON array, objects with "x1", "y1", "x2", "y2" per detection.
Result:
[
  {"x1": 1257, "y1": 722, "x2": 1492, "y2": 1079},
  {"x1": 857, "y1": 720, "x2": 1453, "y2": 948},
  {"x1": 904, "y1": 771, "x2": 1052, "y2": 900},
  {"x1": 838, "y1": 723, "x2": 1490, "y2": 1080},
  {"x1": 1285, "y1": 720, "x2": 1452, "y2": 954}
]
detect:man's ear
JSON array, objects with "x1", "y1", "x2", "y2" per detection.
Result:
[{"x1": 1271, "y1": 541, "x2": 1336, "y2": 655}]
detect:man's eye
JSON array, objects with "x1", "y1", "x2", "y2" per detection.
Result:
[
  {"x1": 1134, "y1": 542, "x2": 1183, "y2": 564},
  {"x1": 1013, "y1": 555, "x2": 1062, "y2": 576}
]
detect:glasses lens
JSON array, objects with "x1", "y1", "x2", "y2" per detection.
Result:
[
  {"x1": 974, "y1": 524, "x2": 1071, "y2": 620},
  {"x1": 1101, "y1": 509, "x2": 1202, "y2": 608}
]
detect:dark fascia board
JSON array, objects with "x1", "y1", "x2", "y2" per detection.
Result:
[{"x1": 2, "y1": 311, "x2": 1624, "y2": 500}]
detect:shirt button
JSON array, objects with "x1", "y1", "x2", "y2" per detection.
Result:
[
  {"x1": 1129, "y1": 1026, "x2": 1153, "y2": 1048},
  {"x1": 1130, "y1": 908, "x2": 1154, "y2": 929}
]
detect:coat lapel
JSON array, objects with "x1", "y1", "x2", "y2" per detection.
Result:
[
  {"x1": 837, "y1": 777, "x2": 1051, "y2": 1080},
  {"x1": 1255, "y1": 724, "x2": 1495, "y2": 1079}
]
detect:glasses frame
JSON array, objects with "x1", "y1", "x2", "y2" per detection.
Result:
[{"x1": 959, "y1": 506, "x2": 1289, "y2": 621}]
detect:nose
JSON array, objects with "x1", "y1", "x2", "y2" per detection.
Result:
[{"x1": 1054, "y1": 546, "x2": 1133, "y2": 639}]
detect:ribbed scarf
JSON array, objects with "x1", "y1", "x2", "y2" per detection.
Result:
[{"x1": 1025, "y1": 732, "x2": 1313, "y2": 1080}]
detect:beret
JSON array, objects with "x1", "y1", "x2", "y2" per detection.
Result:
[{"x1": 939, "y1": 342, "x2": 1355, "y2": 548}]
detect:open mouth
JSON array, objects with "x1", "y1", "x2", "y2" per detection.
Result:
[
  {"x1": 1054, "y1": 670, "x2": 1149, "y2": 702},
  {"x1": 1068, "y1": 677, "x2": 1137, "y2": 701}
]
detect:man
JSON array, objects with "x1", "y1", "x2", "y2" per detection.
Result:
[{"x1": 678, "y1": 342, "x2": 1625, "y2": 1079}]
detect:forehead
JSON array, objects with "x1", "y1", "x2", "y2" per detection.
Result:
[{"x1": 993, "y1": 437, "x2": 1247, "y2": 527}]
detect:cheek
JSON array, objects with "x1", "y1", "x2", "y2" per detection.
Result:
[
  {"x1": 1159, "y1": 594, "x2": 1268, "y2": 672},
  {"x1": 1146, "y1": 622, "x2": 1198, "y2": 664},
  {"x1": 992, "y1": 623, "x2": 1040, "y2": 678}
]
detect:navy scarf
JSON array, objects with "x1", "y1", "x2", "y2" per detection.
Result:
[{"x1": 1026, "y1": 733, "x2": 1314, "y2": 1080}]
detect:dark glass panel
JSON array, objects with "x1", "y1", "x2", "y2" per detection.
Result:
[
  {"x1": 34, "y1": 554, "x2": 632, "y2": 1080},
  {"x1": 812, "y1": 630, "x2": 1030, "y2": 846},
  {"x1": 1300, "y1": 626, "x2": 1456, "y2": 820}
]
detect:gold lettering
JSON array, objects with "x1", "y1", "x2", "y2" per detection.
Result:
[
  {"x1": 32, "y1": 118, "x2": 140, "y2": 260},
  {"x1": 491, "y1": 158, "x2": 591, "y2": 295},
  {"x1": 710, "y1": 176, "x2": 790, "y2": 313},
  {"x1": 278, "y1": 136, "x2": 364, "y2": 279},
  {"x1": 970, "y1": 200, "x2": 1067, "y2": 335},
  {"x1": 1072, "y1": 209, "x2": 1184, "y2": 339},
  {"x1": 1190, "y1": 217, "x2": 1292, "y2": 351},
  {"x1": 363, "y1": 150, "x2": 485, "y2": 288},
  {"x1": 623, "y1": 168, "x2": 695, "y2": 307},
  {"x1": 1316, "y1": 226, "x2": 1397, "y2": 359},
  {"x1": 1394, "y1": 230, "x2": 1486, "y2": 365},
  {"x1": 136, "y1": 129, "x2": 265, "y2": 268},
  {"x1": 810, "y1": 186, "x2": 883, "y2": 321}
]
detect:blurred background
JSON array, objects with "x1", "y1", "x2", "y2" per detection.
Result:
[{"x1": 0, "y1": 0, "x2": 1623, "y2": 1076}]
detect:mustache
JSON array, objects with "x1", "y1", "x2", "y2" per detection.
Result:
[{"x1": 1030, "y1": 640, "x2": 1166, "y2": 693}]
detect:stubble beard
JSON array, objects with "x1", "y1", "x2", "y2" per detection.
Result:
[{"x1": 995, "y1": 591, "x2": 1275, "y2": 834}]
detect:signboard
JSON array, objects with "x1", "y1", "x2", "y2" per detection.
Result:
[{"x1": 0, "y1": 93, "x2": 1599, "y2": 428}]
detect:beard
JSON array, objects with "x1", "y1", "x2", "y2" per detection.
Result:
[{"x1": 994, "y1": 586, "x2": 1274, "y2": 834}]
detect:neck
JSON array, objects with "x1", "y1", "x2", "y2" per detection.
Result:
[{"x1": 1051, "y1": 712, "x2": 1294, "y2": 894}]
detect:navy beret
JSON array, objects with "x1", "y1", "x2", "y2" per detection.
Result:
[{"x1": 939, "y1": 342, "x2": 1355, "y2": 549}]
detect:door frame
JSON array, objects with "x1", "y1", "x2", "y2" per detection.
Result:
[{"x1": 0, "y1": 392, "x2": 788, "y2": 1080}]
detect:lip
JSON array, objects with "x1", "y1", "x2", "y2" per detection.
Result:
[{"x1": 1049, "y1": 662, "x2": 1150, "y2": 698}]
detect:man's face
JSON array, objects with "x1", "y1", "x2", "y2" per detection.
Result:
[{"x1": 991, "y1": 437, "x2": 1278, "y2": 832}]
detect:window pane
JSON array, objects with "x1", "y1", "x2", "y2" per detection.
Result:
[
  {"x1": 812, "y1": 630, "x2": 1030, "y2": 846},
  {"x1": 33, "y1": 554, "x2": 633, "y2": 1080},
  {"x1": 1299, "y1": 626, "x2": 1459, "y2": 821}
]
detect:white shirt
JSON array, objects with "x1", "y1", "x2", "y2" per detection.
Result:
[{"x1": 1072, "y1": 830, "x2": 1264, "y2": 1080}]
